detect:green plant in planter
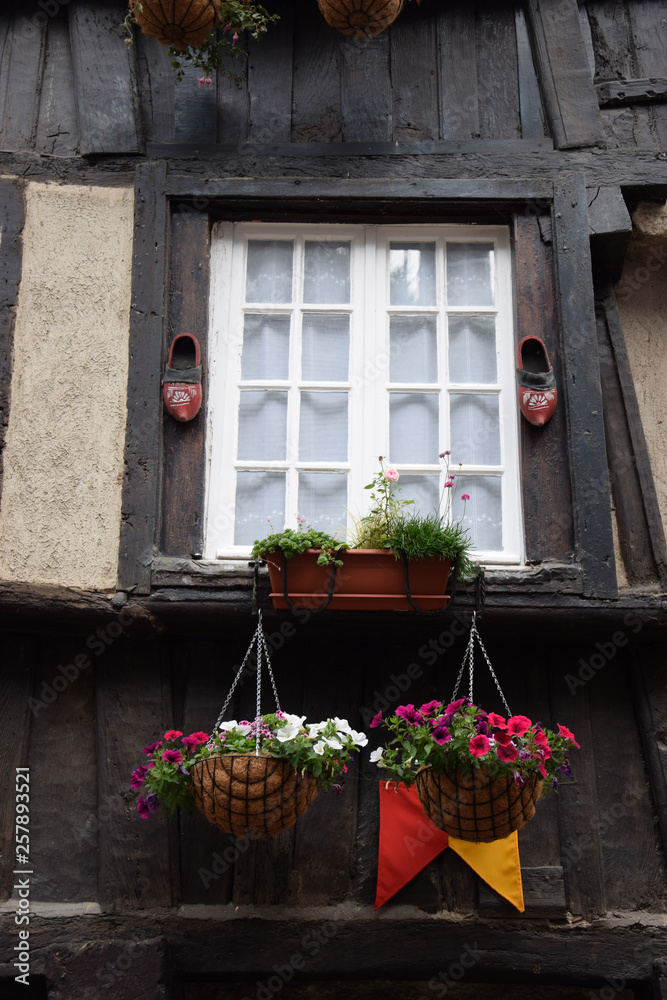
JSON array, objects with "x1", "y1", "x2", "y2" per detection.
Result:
[{"x1": 251, "y1": 523, "x2": 348, "y2": 567}]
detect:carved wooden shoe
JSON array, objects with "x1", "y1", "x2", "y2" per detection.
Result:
[
  {"x1": 163, "y1": 333, "x2": 202, "y2": 422},
  {"x1": 516, "y1": 336, "x2": 557, "y2": 426}
]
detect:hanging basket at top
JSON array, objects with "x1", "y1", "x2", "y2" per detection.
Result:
[
  {"x1": 129, "y1": 0, "x2": 222, "y2": 50},
  {"x1": 316, "y1": 0, "x2": 404, "y2": 37},
  {"x1": 415, "y1": 764, "x2": 543, "y2": 843},
  {"x1": 190, "y1": 753, "x2": 318, "y2": 838}
]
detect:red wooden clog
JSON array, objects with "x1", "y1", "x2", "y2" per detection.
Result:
[
  {"x1": 163, "y1": 333, "x2": 202, "y2": 422},
  {"x1": 516, "y1": 336, "x2": 557, "y2": 426}
]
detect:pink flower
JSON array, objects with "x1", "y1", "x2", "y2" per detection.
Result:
[
  {"x1": 445, "y1": 698, "x2": 467, "y2": 715},
  {"x1": 370, "y1": 711, "x2": 383, "y2": 728},
  {"x1": 461, "y1": 493, "x2": 470, "y2": 501},
  {"x1": 432, "y1": 725, "x2": 450, "y2": 745},
  {"x1": 137, "y1": 796, "x2": 149, "y2": 819},
  {"x1": 162, "y1": 749, "x2": 183, "y2": 764},
  {"x1": 487, "y1": 712, "x2": 506, "y2": 729},
  {"x1": 507, "y1": 715, "x2": 532, "y2": 737},
  {"x1": 419, "y1": 700, "x2": 441, "y2": 716},
  {"x1": 557, "y1": 724, "x2": 580, "y2": 748},
  {"x1": 141, "y1": 741, "x2": 162, "y2": 755},
  {"x1": 384, "y1": 468, "x2": 399, "y2": 482},
  {"x1": 163, "y1": 730, "x2": 183, "y2": 741},
  {"x1": 444, "y1": 481, "x2": 454, "y2": 488},
  {"x1": 187, "y1": 731, "x2": 209, "y2": 744},
  {"x1": 395, "y1": 704, "x2": 422, "y2": 725},
  {"x1": 232, "y1": 32, "x2": 239, "y2": 43},
  {"x1": 494, "y1": 730, "x2": 512, "y2": 746},
  {"x1": 198, "y1": 77, "x2": 212, "y2": 87},
  {"x1": 439, "y1": 450, "x2": 451, "y2": 457},
  {"x1": 469, "y1": 735, "x2": 490, "y2": 757},
  {"x1": 496, "y1": 742, "x2": 519, "y2": 763},
  {"x1": 131, "y1": 765, "x2": 149, "y2": 789}
]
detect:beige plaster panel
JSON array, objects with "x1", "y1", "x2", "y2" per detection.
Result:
[
  {"x1": 615, "y1": 202, "x2": 667, "y2": 548},
  {"x1": 0, "y1": 182, "x2": 133, "y2": 591}
]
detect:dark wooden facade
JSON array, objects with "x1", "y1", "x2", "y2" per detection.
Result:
[{"x1": 1, "y1": 0, "x2": 667, "y2": 997}]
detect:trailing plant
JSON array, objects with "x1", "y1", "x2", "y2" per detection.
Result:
[
  {"x1": 123, "y1": 1, "x2": 279, "y2": 83},
  {"x1": 132, "y1": 713, "x2": 368, "y2": 818},
  {"x1": 369, "y1": 697, "x2": 579, "y2": 791},
  {"x1": 251, "y1": 524, "x2": 348, "y2": 567}
]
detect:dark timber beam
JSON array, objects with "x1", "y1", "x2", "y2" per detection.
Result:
[
  {"x1": 553, "y1": 177, "x2": 617, "y2": 598},
  {"x1": 0, "y1": 177, "x2": 24, "y2": 502},
  {"x1": 524, "y1": 0, "x2": 604, "y2": 149},
  {"x1": 587, "y1": 185, "x2": 632, "y2": 284},
  {"x1": 118, "y1": 162, "x2": 168, "y2": 595}
]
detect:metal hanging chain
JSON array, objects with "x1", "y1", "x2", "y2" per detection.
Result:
[
  {"x1": 213, "y1": 612, "x2": 282, "y2": 751},
  {"x1": 451, "y1": 611, "x2": 512, "y2": 717}
]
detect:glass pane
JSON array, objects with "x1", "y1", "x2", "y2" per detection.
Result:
[
  {"x1": 446, "y1": 243, "x2": 494, "y2": 306},
  {"x1": 304, "y1": 242, "x2": 351, "y2": 304},
  {"x1": 451, "y1": 476, "x2": 502, "y2": 551},
  {"x1": 448, "y1": 315, "x2": 497, "y2": 383},
  {"x1": 389, "y1": 243, "x2": 436, "y2": 306},
  {"x1": 241, "y1": 315, "x2": 290, "y2": 380},
  {"x1": 390, "y1": 393, "x2": 439, "y2": 464},
  {"x1": 298, "y1": 473, "x2": 348, "y2": 537},
  {"x1": 234, "y1": 471, "x2": 285, "y2": 545},
  {"x1": 299, "y1": 392, "x2": 348, "y2": 461},
  {"x1": 245, "y1": 241, "x2": 293, "y2": 303},
  {"x1": 397, "y1": 475, "x2": 440, "y2": 516},
  {"x1": 302, "y1": 314, "x2": 350, "y2": 381},
  {"x1": 390, "y1": 316, "x2": 437, "y2": 383},
  {"x1": 237, "y1": 390, "x2": 287, "y2": 460},
  {"x1": 450, "y1": 394, "x2": 500, "y2": 465}
]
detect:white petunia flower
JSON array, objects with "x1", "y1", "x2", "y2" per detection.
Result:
[
  {"x1": 313, "y1": 740, "x2": 326, "y2": 755},
  {"x1": 275, "y1": 720, "x2": 302, "y2": 742},
  {"x1": 347, "y1": 728, "x2": 368, "y2": 747},
  {"x1": 307, "y1": 722, "x2": 328, "y2": 737},
  {"x1": 370, "y1": 747, "x2": 384, "y2": 763},
  {"x1": 282, "y1": 713, "x2": 306, "y2": 728},
  {"x1": 219, "y1": 720, "x2": 238, "y2": 731},
  {"x1": 333, "y1": 717, "x2": 353, "y2": 734},
  {"x1": 325, "y1": 738, "x2": 344, "y2": 750}
]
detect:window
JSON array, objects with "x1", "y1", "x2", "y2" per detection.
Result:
[{"x1": 204, "y1": 223, "x2": 522, "y2": 564}]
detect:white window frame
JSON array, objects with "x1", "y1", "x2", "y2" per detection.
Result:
[{"x1": 204, "y1": 221, "x2": 523, "y2": 565}]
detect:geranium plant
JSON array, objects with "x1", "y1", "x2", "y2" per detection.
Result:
[
  {"x1": 369, "y1": 697, "x2": 579, "y2": 792},
  {"x1": 132, "y1": 713, "x2": 367, "y2": 818}
]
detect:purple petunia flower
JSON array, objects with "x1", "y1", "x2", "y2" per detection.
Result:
[
  {"x1": 141, "y1": 741, "x2": 162, "y2": 756},
  {"x1": 137, "y1": 796, "x2": 149, "y2": 819},
  {"x1": 145, "y1": 793, "x2": 158, "y2": 813},
  {"x1": 432, "y1": 725, "x2": 450, "y2": 745},
  {"x1": 162, "y1": 749, "x2": 183, "y2": 764},
  {"x1": 131, "y1": 765, "x2": 149, "y2": 789},
  {"x1": 370, "y1": 711, "x2": 383, "y2": 728},
  {"x1": 395, "y1": 704, "x2": 423, "y2": 725}
]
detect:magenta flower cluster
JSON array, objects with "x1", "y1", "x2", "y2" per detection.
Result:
[{"x1": 133, "y1": 729, "x2": 209, "y2": 819}]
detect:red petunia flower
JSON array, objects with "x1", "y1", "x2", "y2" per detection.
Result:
[
  {"x1": 487, "y1": 712, "x2": 506, "y2": 729},
  {"x1": 163, "y1": 730, "x2": 183, "y2": 741},
  {"x1": 496, "y1": 742, "x2": 519, "y2": 763},
  {"x1": 370, "y1": 711, "x2": 383, "y2": 729},
  {"x1": 469, "y1": 735, "x2": 491, "y2": 757},
  {"x1": 494, "y1": 730, "x2": 512, "y2": 746},
  {"x1": 507, "y1": 715, "x2": 532, "y2": 737},
  {"x1": 557, "y1": 724, "x2": 580, "y2": 748}
]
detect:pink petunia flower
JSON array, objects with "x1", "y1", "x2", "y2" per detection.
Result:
[
  {"x1": 557, "y1": 724, "x2": 580, "y2": 748},
  {"x1": 469, "y1": 734, "x2": 491, "y2": 757},
  {"x1": 141, "y1": 741, "x2": 162, "y2": 755},
  {"x1": 507, "y1": 715, "x2": 532, "y2": 737},
  {"x1": 496, "y1": 742, "x2": 519, "y2": 763},
  {"x1": 445, "y1": 697, "x2": 467, "y2": 715},
  {"x1": 163, "y1": 730, "x2": 183, "y2": 741},
  {"x1": 419, "y1": 700, "x2": 441, "y2": 716},
  {"x1": 494, "y1": 730, "x2": 513, "y2": 746},
  {"x1": 487, "y1": 712, "x2": 506, "y2": 729},
  {"x1": 162, "y1": 749, "x2": 183, "y2": 764},
  {"x1": 131, "y1": 765, "x2": 149, "y2": 789},
  {"x1": 432, "y1": 725, "x2": 450, "y2": 745},
  {"x1": 370, "y1": 711, "x2": 383, "y2": 728},
  {"x1": 395, "y1": 704, "x2": 422, "y2": 725},
  {"x1": 137, "y1": 796, "x2": 149, "y2": 819}
]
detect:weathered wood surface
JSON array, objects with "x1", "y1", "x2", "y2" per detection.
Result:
[
  {"x1": 0, "y1": 8, "x2": 47, "y2": 152},
  {"x1": 69, "y1": 2, "x2": 142, "y2": 155},
  {"x1": 0, "y1": 177, "x2": 24, "y2": 502},
  {"x1": 118, "y1": 161, "x2": 168, "y2": 594},
  {"x1": 525, "y1": 0, "x2": 604, "y2": 149},
  {"x1": 160, "y1": 205, "x2": 210, "y2": 559},
  {"x1": 35, "y1": 11, "x2": 79, "y2": 157},
  {"x1": 552, "y1": 178, "x2": 617, "y2": 599},
  {"x1": 631, "y1": 647, "x2": 667, "y2": 874},
  {"x1": 595, "y1": 274, "x2": 667, "y2": 587},
  {"x1": 597, "y1": 78, "x2": 667, "y2": 107},
  {"x1": 479, "y1": 866, "x2": 566, "y2": 917},
  {"x1": 512, "y1": 212, "x2": 574, "y2": 565},
  {"x1": 587, "y1": 185, "x2": 632, "y2": 282},
  {"x1": 0, "y1": 636, "x2": 34, "y2": 903}
]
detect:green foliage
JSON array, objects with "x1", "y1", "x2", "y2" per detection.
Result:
[
  {"x1": 386, "y1": 512, "x2": 474, "y2": 578},
  {"x1": 252, "y1": 527, "x2": 348, "y2": 567}
]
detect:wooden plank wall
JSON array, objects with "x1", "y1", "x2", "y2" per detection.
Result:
[{"x1": 4, "y1": 631, "x2": 667, "y2": 918}]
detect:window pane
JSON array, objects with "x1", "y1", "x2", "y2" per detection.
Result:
[
  {"x1": 237, "y1": 390, "x2": 287, "y2": 459},
  {"x1": 299, "y1": 392, "x2": 348, "y2": 461},
  {"x1": 390, "y1": 393, "x2": 439, "y2": 463},
  {"x1": 451, "y1": 476, "x2": 502, "y2": 551},
  {"x1": 298, "y1": 473, "x2": 347, "y2": 536},
  {"x1": 446, "y1": 243, "x2": 494, "y2": 306},
  {"x1": 448, "y1": 315, "x2": 497, "y2": 383},
  {"x1": 390, "y1": 243, "x2": 436, "y2": 306},
  {"x1": 246, "y1": 241, "x2": 293, "y2": 303},
  {"x1": 304, "y1": 242, "x2": 351, "y2": 304},
  {"x1": 450, "y1": 394, "x2": 500, "y2": 465},
  {"x1": 390, "y1": 316, "x2": 437, "y2": 383},
  {"x1": 302, "y1": 314, "x2": 350, "y2": 381},
  {"x1": 241, "y1": 315, "x2": 290, "y2": 380},
  {"x1": 397, "y1": 475, "x2": 440, "y2": 516},
  {"x1": 234, "y1": 471, "x2": 285, "y2": 545}
]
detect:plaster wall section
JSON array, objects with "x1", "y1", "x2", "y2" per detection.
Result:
[
  {"x1": 616, "y1": 201, "x2": 667, "y2": 539},
  {"x1": 0, "y1": 182, "x2": 133, "y2": 591}
]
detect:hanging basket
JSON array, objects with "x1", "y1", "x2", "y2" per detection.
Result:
[
  {"x1": 129, "y1": 0, "x2": 222, "y2": 50},
  {"x1": 415, "y1": 764, "x2": 543, "y2": 843},
  {"x1": 316, "y1": 0, "x2": 404, "y2": 37},
  {"x1": 190, "y1": 753, "x2": 318, "y2": 838}
]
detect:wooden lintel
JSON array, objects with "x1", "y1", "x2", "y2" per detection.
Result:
[
  {"x1": 588, "y1": 186, "x2": 632, "y2": 282},
  {"x1": 597, "y1": 78, "x2": 667, "y2": 108}
]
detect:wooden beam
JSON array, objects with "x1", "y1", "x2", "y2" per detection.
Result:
[
  {"x1": 0, "y1": 637, "x2": 34, "y2": 903},
  {"x1": 0, "y1": 11, "x2": 47, "y2": 152},
  {"x1": 594, "y1": 273, "x2": 667, "y2": 587},
  {"x1": 0, "y1": 177, "x2": 24, "y2": 502},
  {"x1": 524, "y1": 0, "x2": 604, "y2": 149},
  {"x1": 553, "y1": 178, "x2": 617, "y2": 598},
  {"x1": 597, "y1": 78, "x2": 667, "y2": 108},
  {"x1": 69, "y1": 3, "x2": 142, "y2": 155},
  {"x1": 587, "y1": 186, "x2": 632, "y2": 283},
  {"x1": 630, "y1": 649, "x2": 667, "y2": 869},
  {"x1": 118, "y1": 162, "x2": 168, "y2": 594}
]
